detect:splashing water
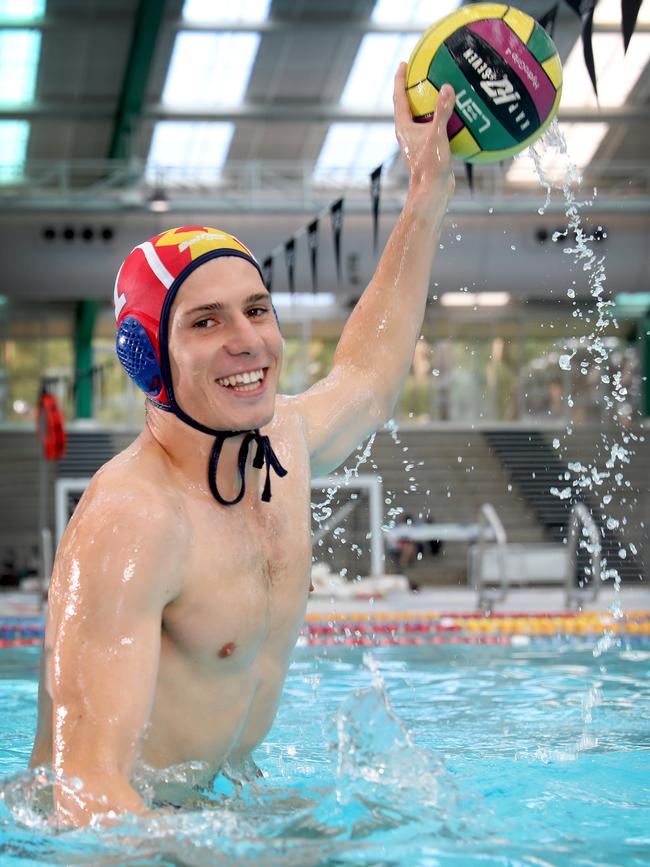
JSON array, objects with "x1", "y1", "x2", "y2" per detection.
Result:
[
  {"x1": 2, "y1": 644, "x2": 649, "y2": 864},
  {"x1": 526, "y1": 120, "x2": 642, "y2": 603}
]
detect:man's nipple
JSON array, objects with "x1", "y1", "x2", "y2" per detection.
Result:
[{"x1": 218, "y1": 641, "x2": 236, "y2": 659}]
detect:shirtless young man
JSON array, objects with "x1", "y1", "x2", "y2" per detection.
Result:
[{"x1": 29, "y1": 66, "x2": 455, "y2": 826}]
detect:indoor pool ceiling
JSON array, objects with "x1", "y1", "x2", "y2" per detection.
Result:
[{"x1": 0, "y1": 0, "x2": 647, "y2": 303}]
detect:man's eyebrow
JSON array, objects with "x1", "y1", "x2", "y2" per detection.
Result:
[{"x1": 185, "y1": 293, "x2": 271, "y2": 316}]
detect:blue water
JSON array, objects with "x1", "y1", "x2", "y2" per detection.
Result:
[{"x1": 1, "y1": 642, "x2": 649, "y2": 866}]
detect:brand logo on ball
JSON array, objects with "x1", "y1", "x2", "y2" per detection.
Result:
[
  {"x1": 455, "y1": 89, "x2": 491, "y2": 133},
  {"x1": 480, "y1": 77, "x2": 531, "y2": 132},
  {"x1": 462, "y1": 46, "x2": 531, "y2": 134},
  {"x1": 462, "y1": 47, "x2": 498, "y2": 82},
  {"x1": 504, "y1": 46, "x2": 540, "y2": 92}
]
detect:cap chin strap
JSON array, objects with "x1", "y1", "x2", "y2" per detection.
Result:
[
  {"x1": 152, "y1": 248, "x2": 287, "y2": 505},
  {"x1": 208, "y1": 429, "x2": 288, "y2": 506}
]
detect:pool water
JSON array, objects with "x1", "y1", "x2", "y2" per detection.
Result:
[{"x1": 1, "y1": 642, "x2": 649, "y2": 866}]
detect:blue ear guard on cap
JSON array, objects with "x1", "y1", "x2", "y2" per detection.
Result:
[{"x1": 116, "y1": 317, "x2": 162, "y2": 397}]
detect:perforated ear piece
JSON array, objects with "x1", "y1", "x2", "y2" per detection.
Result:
[{"x1": 116, "y1": 316, "x2": 162, "y2": 397}]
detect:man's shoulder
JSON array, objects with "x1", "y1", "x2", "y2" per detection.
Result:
[
  {"x1": 274, "y1": 394, "x2": 308, "y2": 433},
  {"x1": 76, "y1": 438, "x2": 185, "y2": 537}
]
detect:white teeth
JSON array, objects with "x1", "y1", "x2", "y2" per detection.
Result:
[{"x1": 217, "y1": 368, "x2": 265, "y2": 388}]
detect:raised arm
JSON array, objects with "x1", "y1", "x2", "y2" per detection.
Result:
[
  {"x1": 44, "y1": 480, "x2": 183, "y2": 826},
  {"x1": 297, "y1": 63, "x2": 455, "y2": 476}
]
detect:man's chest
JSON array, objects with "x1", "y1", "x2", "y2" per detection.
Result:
[{"x1": 162, "y1": 477, "x2": 312, "y2": 664}]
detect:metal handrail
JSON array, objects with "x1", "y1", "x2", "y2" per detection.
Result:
[
  {"x1": 476, "y1": 503, "x2": 508, "y2": 611},
  {"x1": 565, "y1": 502, "x2": 602, "y2": 609}
]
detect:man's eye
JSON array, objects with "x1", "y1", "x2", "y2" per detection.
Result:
[
  {"x1": 248, "y1": 307, "x2": 268, "y2": 318},
  {"x1": 193, "y1": 318, "x2": 216, "y2": 329}
]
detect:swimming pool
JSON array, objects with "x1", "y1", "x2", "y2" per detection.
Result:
[{"x1": 1, "y1": 639, "x2": 649, "y2": 866}]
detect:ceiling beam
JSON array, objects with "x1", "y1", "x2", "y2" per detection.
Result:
[
  {"x1": 107, "y1": 0, "x2": 167, "y2": 161},
  {"x1": 1, "y1": 194, "x2": 648, "y2": 216},
  {"x1": 3, "y1": 103, "x2": 649, "y2": 124},
  {"x1": 0, "y1": 14, "x2": 644, "y2": 34}
]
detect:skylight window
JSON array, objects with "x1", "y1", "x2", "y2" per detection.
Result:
[
  {"x1": 0, "y1": 120, "x2": 29, "y2": 182},
  {"x1": 182, "y1": 0, "x2": 270, "y2": 24},
  {"x1": 372, "y1": 0, "x2": 460, "y2": 25},
  {"x1": 593, "y1": 0, "x2": 650, "y2": 26},
  {"x1": 341, "y1": 34, "x2": 420, "y2": 111},
  {"x1": 0, "y1": 2, "x2": 43, "y2": 182},
  {"x1": 0, "y1": 0, "x2": 45, "y2": 18},
  {"x1": 313, "y1": 123, "x2": 397, "y2": 184},
  {"x1": 163, "y1": 32, "x2": 261, "y2": 107},
  {"x1": 147, "y1": 121, "x2": 235, "y2": 183},
  {"x1": 0, "y1": 29, "x2": 41, "y2": 103},
  {"x1": 341, "y1": 2, "x2": 461, "y2": 111}
]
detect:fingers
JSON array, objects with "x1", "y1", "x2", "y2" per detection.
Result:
[
  {"x1": 433, "y1": 83, "x2": 456, "y2": 132},
  {"x1": 393, "y1": 61, "x2": 414, "y2": 128}
]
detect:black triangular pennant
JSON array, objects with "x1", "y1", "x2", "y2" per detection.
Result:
[
  {"x1": 563, "y1": 0, "x2": 598, "y2": 97},
  {"x1": 284, "y1": 239, "x2": 295, "y2": 295},
  {"x1": 330, "y1": 198, "x2": 344, "y2": 284},
  {"x1": 262, "y1": 255, "x2": 273, "y2": 293},
  {"x1": 622, "y1": 0, "x2": 643, "y2": 51},
  {"x1": 465, "y1": 162, "x2": 474, "y2": 193},
  {"x1": 538, "y1": 3, "x2": 560, "y2": 35},
  {"x1": 370, "y1": 165, "x2": 382, "y2": 254},
  {"x1": 307, "y1": 219, "x2": 319, "y2": 294}
]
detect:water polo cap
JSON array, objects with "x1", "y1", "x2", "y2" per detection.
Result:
[{"x1": 114, "y1": 225, "x2": 287, "y2": 505}]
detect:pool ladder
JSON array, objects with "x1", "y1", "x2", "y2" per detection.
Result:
[{"x1": 475, "y1": 502, "x2": 602, "y2": 611}]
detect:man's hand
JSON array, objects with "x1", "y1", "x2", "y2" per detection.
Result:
[{"x1": 393, "y1": 62, "x2": 455, "y2": 195}]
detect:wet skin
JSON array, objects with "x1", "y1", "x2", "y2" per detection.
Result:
[
  {"x1": 31, "y1": 259, "x2": 314, "y2": 804},
  {"x1": 35, "y1": 400, "x2": 313, "y2": 772},
  {"x1": 29, "y1": 66, "x2": 457, "y2": 825}
]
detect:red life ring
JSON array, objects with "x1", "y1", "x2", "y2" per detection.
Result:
[{"x1": 37, "y1": 390, "x2": 67, "y2": 461}]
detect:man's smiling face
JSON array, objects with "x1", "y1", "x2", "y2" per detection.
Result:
[{"x1": 167, "y1": 256, "x2": 283, "y2": 432}]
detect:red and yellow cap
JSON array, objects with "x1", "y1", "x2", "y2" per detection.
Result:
[{"x1": 114, "y1": 226, "x2": 264, "y2": 409}]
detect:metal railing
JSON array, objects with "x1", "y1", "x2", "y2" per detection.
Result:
[
  {"x1": 2, "y1": 158, "x2": 649, "y2": 212},
  {"x1": 475, "y1": 503, "x2": 509, "y2": 612}
]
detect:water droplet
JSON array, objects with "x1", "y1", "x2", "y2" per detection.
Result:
[{"x1": 559, "y1": 352, "x2": 575, "y2": 371}]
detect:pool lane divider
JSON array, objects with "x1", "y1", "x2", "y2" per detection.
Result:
[
  {"x1": 1, "y1": 612, "x2": 650, "y2": 649},
  {"x1": 301, "y1": 610, "x2": 650, "y2": 646}
]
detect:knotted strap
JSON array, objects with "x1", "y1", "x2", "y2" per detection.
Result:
[{"x1": 208, "y1": 429, "x2": 288, "y2": 506}]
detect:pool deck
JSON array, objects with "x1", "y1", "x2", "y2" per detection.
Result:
[
  {"x1": 306, "y1": 586, "x2": 650, "y2": 617},
  {"x1": 1, "y1": 585, "x2": 648, "y2": 623}
]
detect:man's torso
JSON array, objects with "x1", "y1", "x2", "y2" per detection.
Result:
[{"x1": 34, "y1": 400, "x2": 313, "y2": 776}]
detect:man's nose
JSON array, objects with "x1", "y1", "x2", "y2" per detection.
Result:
[{"x1": 224, "y1": 314, "x2": 264, "y2": 355}]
